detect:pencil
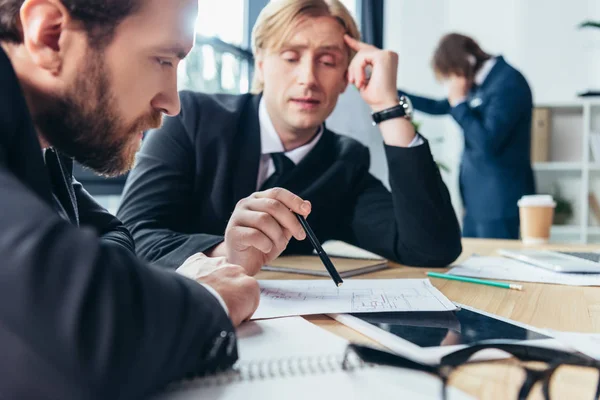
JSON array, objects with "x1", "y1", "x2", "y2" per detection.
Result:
[
  {"x1": 295, "y1": 213, "x2": 343, "y2": 287},
  {"x1": 427, "y1": 272, "x2": 523, "y2": 291}
]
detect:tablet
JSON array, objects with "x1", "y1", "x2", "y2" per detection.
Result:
[
  {"x1": 498, "y1": 249, "x2": 600, "y2": 273},
  {"x1": 330, "y1": 304, "x2": 567, "y2": 364}
]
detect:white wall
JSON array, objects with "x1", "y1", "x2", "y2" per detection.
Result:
[
  {"x1": 387, "y1": 0, "x2": 600, "y2": 111},
  {"x1": 326, "y1": 86, "x2": 391, "y2": 187},
  {"x1": 383, "y1": 0, "x2": 600, "y2": 219}
]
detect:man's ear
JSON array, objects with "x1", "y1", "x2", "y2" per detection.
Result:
[
  {"x1": 20, "y1": 0, "x2": 70, "y2": 74},
  {"x1": 254, "y1": 53, "x2": 265, "y2": 88},
  {"x1": 340, "y1": 70, "x2": 349, "y2": 93}
]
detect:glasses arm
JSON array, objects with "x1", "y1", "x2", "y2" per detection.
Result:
[
  {"x1": 344, "y1": 344, "x2": 440, "y2": 375},
  {"x1": 440, "y1": 342, "x2": 586, "y2": 366}
]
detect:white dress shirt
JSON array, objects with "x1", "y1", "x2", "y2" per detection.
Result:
[
  {"x1": 175, "y1": 253, "x2": 230, "y2": 315},
  {"x1": 474, "y1": 57, "x2": 497, "y2": 86},
  {"x1": 256, "y1": 99, "x2": 423, "y2": 190},
  {"x1": 450, "y1": 56, "x2": 498, "y2": 107}
]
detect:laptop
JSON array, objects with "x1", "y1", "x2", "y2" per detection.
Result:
[{"x1": 498, "y1": 249, "x2": 600, "y2": 273}]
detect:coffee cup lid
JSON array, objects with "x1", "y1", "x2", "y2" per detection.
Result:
[{"x1": 518, "y1": 194, "x2": 556, "y2": 207}]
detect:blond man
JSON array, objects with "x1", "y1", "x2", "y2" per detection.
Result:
[{"x1": 118, "y1": 0, "x2": 462, "y2": 274}]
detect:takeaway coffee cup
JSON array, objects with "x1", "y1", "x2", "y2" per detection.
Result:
[{"x1": 518, "y1": 195, "x2": 556, "y2": 245}]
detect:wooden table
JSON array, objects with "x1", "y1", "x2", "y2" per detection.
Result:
[{"x1": 256, "y1": 239, "x2": 600, "y2": 399}]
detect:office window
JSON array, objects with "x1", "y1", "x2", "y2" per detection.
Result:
[
  {"x1": 268, "y1": 0, "x2": 357, "y2": 17},
  {"x1": 178, "y1": 0, "x2": 252, "y2": 94},
  {"x1": 196, "y1": 0, "x2": 245, "y2": 45},
  {"x1": 339, "y1": 0, "x2": 357, "y2": 19},
  {"x1": 268, "y1": 0, "x2": 356, "y2": 16}
]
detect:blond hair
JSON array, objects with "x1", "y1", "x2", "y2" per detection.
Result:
[{"x1": 250, "y1": 0, "x2": 360, "y2": 94}]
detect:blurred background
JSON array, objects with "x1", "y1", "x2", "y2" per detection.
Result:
[{"x1": 83, "y1": 0, "x2": 600, "y2": 244}]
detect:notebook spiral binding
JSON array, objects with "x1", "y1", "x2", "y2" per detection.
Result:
[{"x1": 171, "y1": 353, "x2": 372, "y2": 390}]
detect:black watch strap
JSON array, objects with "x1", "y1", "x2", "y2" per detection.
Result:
[{"x1": 371, "y1": 103, "x2": 407, "y2": 125}]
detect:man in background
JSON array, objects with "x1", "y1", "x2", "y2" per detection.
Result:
[{"x1": 399, "y1": 33, "x2": 535, "y2": 239}]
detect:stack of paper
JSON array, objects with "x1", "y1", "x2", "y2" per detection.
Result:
[
  {"x1": 319, "y1": 240, "x2": 384, "y2": 260},
  {"x1": 547, "y1": 331, "x2": 600, "y2": 360},
  {"x1": 263, "y1": 241, "x2": 388, "y2": 278},
  {"x1": 262, "y1": 256, "x2": 388, "y2": 278},
  {"x1": 448, "y1": 256, "x2": 600, "y2": 286}
]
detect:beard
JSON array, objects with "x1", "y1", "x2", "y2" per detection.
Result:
[{"x1": 33, "y1": 50, "x2": 163, "y2": 177}]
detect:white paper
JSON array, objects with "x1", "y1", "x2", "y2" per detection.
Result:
[
  {"x1": 236, "y1": 316, "x2": 349, "y2": 360},
  {"x1": 252, "y1": 279, "x2": 457, "y2": 320},
  {"x1": 448, "y1": 256, "x2": 600, "y2": 286},
  {"x1": 319, "y1": 240, "x2": 384, "y2": 260},
  {"x1": 547, "y1": 330, "x2": 600, "y2": 360},
  {"x1": 155, "y1": 317, "x2": 473, "y2": 400},
  {"x1": 159, "y1": 364, "x2": 473, "y2": 400}
]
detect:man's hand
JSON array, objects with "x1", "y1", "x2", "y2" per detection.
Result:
[
  {"x1": 207, "y1": 187, "x2": 311, "y2": 275},
  {"x1": 177, "y1": 252, "x2": 260, "y2": 326},
  {"x1": 344, "y1": 35, "x2": 416, "y2": 147},
  {"x1": 344, "y1": 34, "x2": 399, "y2": 113},
  {"x1": 447, "y1": 75, "x2": 471, "y2": 106}
]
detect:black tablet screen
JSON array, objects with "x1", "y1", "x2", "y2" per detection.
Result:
[{"x1": 349, "y1": 308, "x2": 549, "y2": 348}]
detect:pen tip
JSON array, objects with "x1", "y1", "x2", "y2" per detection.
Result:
[{"x1": 337, "y1": 282, "x2": 343, "y2": 287}]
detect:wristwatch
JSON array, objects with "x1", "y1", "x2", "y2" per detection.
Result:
[{"x1": 371, "y1": 95, "x2": 414, "y2": 125}]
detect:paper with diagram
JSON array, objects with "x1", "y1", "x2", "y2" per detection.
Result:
[{"x1": 252, "y1": 279, "x2": 457, "y2": 320}]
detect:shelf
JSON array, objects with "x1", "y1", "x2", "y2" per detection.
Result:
[
  {"x1": 552, "y1": 226, "x2": 600, "y2": 236},
  {"x1": 536, "y1": 102, "x2": 584, "y2": 109},
  {"x1": 581, "y1": 99, "x2": 600, "y2": 107},
  {"x1": 536, "y1": 100, "x2": 600, "y2": 108},
  {"x1": 551, "y1": 225, "x2": 581, "y2": 235},
  {"x1": 533, "y1": 162, "x2": 582, "y2": 171}
]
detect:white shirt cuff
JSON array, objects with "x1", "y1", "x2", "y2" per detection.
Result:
[
  {"x1": 450, "y1": 97, "x2": 468, "y2": 107},
  {"x1": 407, "y1": 133, "x2": 425, "y2": 147},
  {"x1": 200, "y1": 283, "x2": 229, "y2": 316},
  {"x1": 175, "y1": 252, "x2": 230, "y2": 316}
]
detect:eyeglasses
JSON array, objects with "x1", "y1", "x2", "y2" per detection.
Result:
[{"x1": 342, "y1": 341, "x2": 600, "y2": 400}]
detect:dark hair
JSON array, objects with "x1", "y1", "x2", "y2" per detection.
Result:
[
  {"x1": 431, "y1": 33, "x2": 491, "y2": 80},
  {"x1": 0, "y1": 0, "x2": 140, "y2": 48}
]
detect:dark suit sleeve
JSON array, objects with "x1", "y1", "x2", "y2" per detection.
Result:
[
  {"x1": 72, "y1": 178, "x2": 136, "y2": 254},
  {"x1": 449, "y1": 83, "x2": 530, "y2": 155},
  {"x1": 117, "y1": 116, "x2": 224, "y2": 269},
  {"x1": 398, "y1": 89, "x2": 451, "y2": 115},
  {"x1": 0, "y1": 166, "x2": 237, "y2": 399},
  {"x1": 348, "y1": 141, "x2": 462, "y2": 267}
]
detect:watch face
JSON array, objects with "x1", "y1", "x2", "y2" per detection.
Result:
[{"x1": 400, "y1": 95, "x2": 414, "y2": 119}]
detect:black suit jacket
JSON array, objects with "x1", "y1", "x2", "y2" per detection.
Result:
[
  {"x1": 0, "y1": 49, "x2": 236, "y2": 399},
  {"x1": 118, "y1": 92, "x2": 462, "y2": 269}
]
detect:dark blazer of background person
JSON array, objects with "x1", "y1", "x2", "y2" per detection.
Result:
[
  {"x1": 399, "y1": 56, "x2": 535, "y2": 233},
  {"x1": 117, "y1": 91, "x2": 463, "y2": 270},
  {"x1": 0, "y1": 49, "x2": 236, "y2": 399}
]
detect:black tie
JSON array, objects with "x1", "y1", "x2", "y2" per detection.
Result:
[{"x1": 260, "y1": 152, "x2": 295, "y2": 190}]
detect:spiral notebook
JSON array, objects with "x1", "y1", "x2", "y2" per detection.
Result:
[{"x1": 154, "y1": 317, "x2": 473, "y2": 400}]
